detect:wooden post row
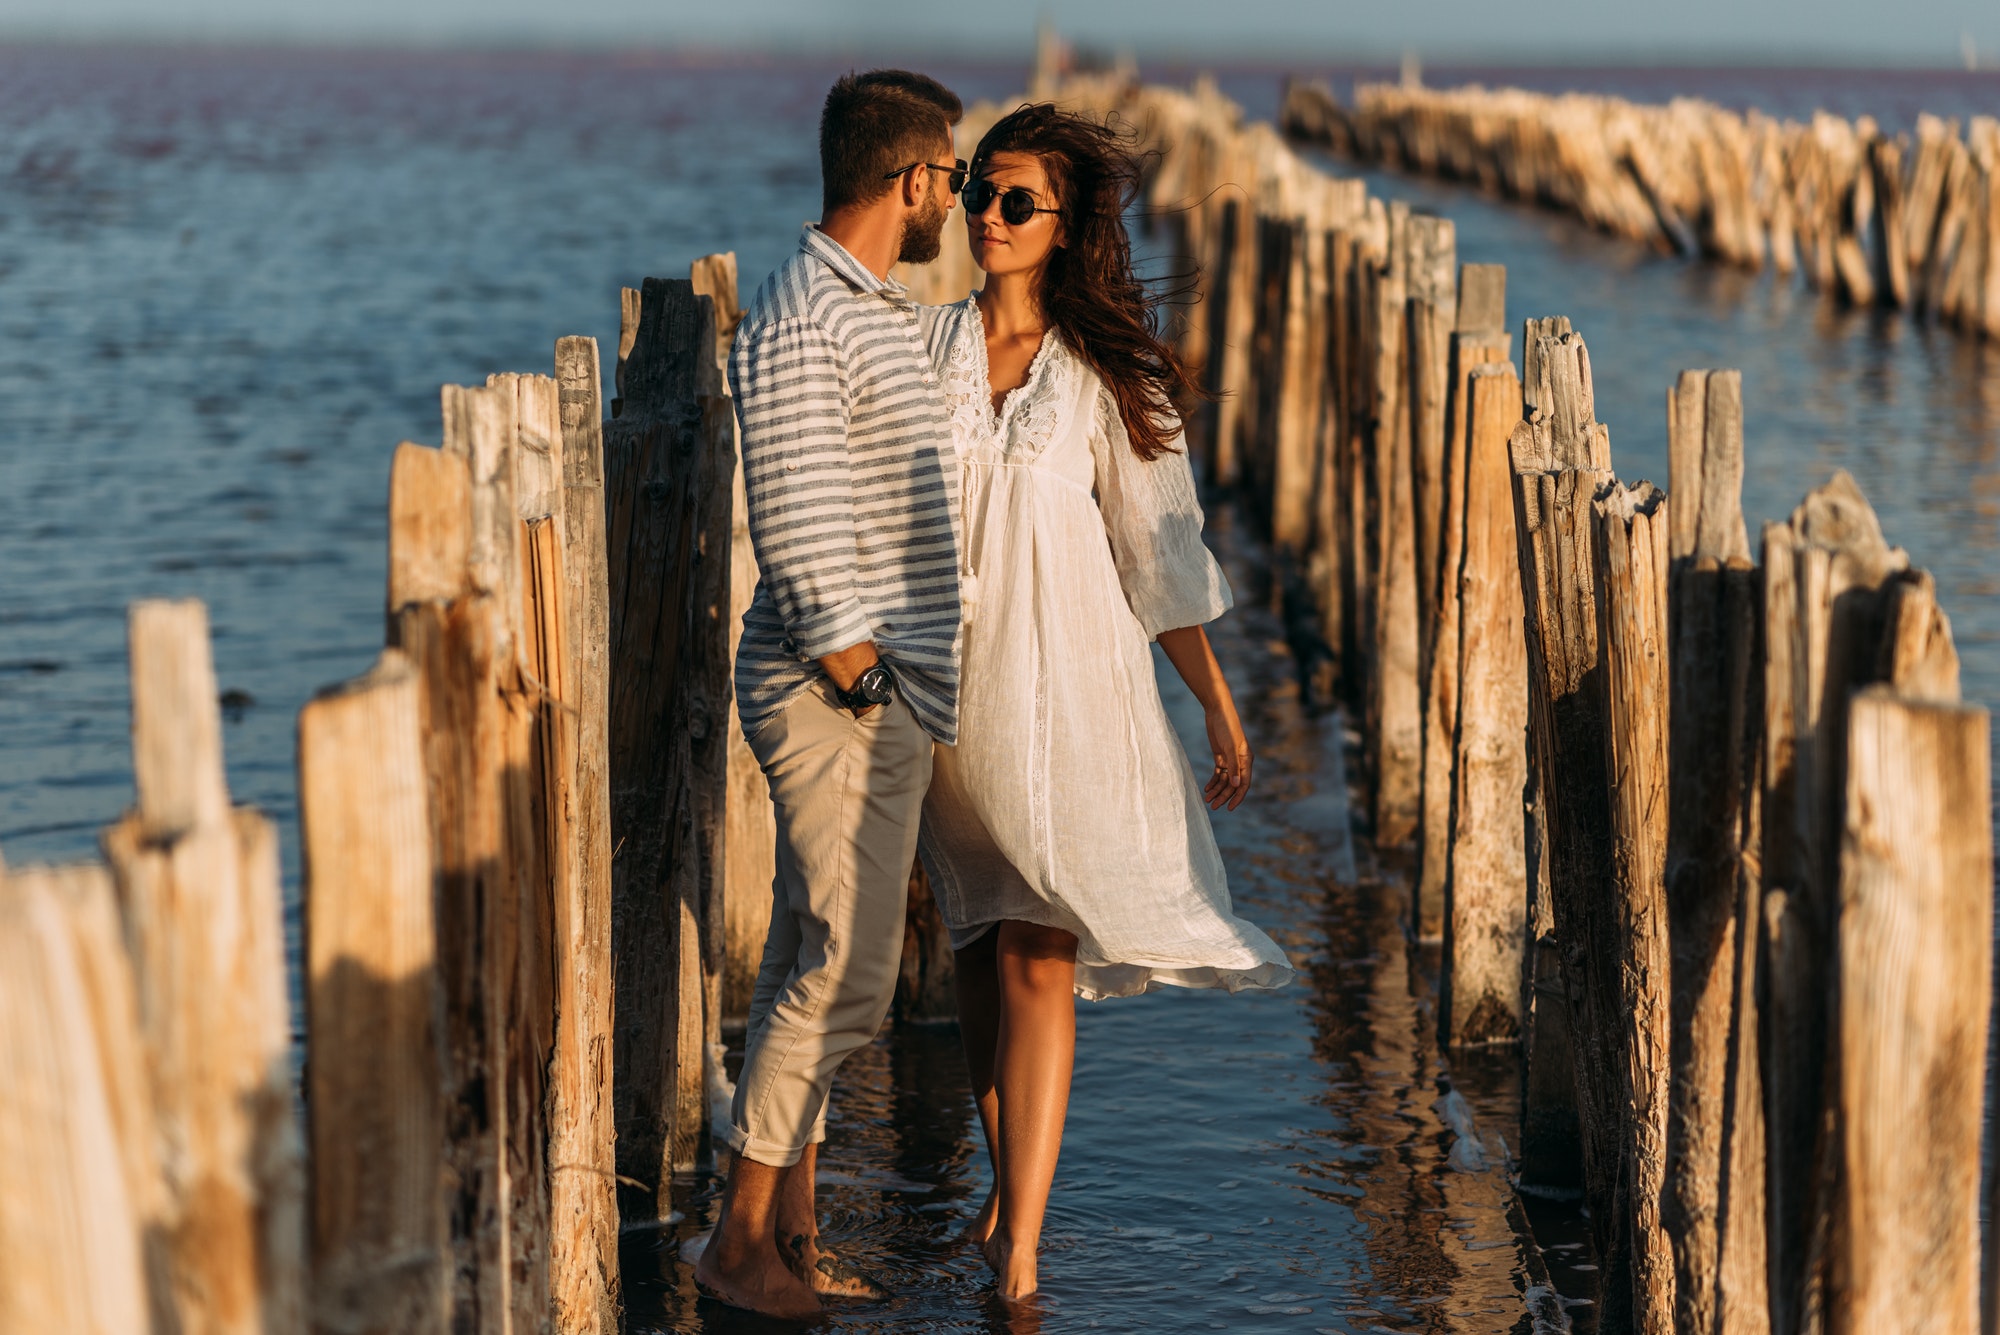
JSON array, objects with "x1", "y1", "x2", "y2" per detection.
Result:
[
  {"x1": 1757, "y1": 470, "x2": 1987, "y2": 1335},
  {"x1": 306, "y1": 332, "x2": 620, "y2": 1333}
]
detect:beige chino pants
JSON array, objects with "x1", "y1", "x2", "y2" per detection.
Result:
[{"x1": 728, "y1": 678, "x2": 932, "y2": 1167}]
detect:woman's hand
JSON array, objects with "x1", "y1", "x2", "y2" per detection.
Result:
[
  {"x1": 1157, "y1": 624, "x2": 1252, "y2": 811},
  {"x1": 1202, "y1": 697, "x2": 1252, "y2": 811}
]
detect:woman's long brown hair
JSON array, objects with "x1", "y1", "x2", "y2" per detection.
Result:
[{"x1": 971, "y1": 103, "x2": 1209, "y2": 461}]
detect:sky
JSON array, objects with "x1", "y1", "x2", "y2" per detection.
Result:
[{"x1": 0, "y1": 0, "x2": 1996, "y2": 66}]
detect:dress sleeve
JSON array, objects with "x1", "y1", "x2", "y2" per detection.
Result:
[{"x1": 1088, "y1": 383, "x2": 1234, "y2": 638}]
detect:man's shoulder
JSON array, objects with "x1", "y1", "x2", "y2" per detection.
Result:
[{"x1": 741, "y1": 246, "x2": 856, "y2": 335}]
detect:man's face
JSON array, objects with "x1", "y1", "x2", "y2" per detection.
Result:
[{"x1": 896, "y1": 141, "x2": 955, "y2": 265}]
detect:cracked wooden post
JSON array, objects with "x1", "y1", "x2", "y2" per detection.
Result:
[
  {"x1": 1415, "y1": 260, "x2": 1505, "y2": 942},
  {"x1": 1368, "y1": 204, "x2": 1420, "y2": 845},
  {"x1": 1509, "y1": 322, "x2": 1631, "y2": 1331},
  {"x1": 1593, "y1": 478, "x2": 1674, "y2": 1335},
  {"x1": 1661, "y1": 368, "x2": 1767, "y2": 1335},
  {"x1": 299, "y1": 650, "x2": 449, "y2": 1335},
  {"x1": 553, "y1": 334, "x2": 620, "y2": 1332},
  {"x1": 1438, "y1": 357, "x2": 1524, "y2": 1047},
  {"x1": 102, "y1": 598, "x2": 305, "y2": 1335},
  {"x1": 606, "y1": 278, "x2": 710, "y2": 1217},
  {"x1": 0, "y1": 859, "x2": 165, "y2": 1335}
]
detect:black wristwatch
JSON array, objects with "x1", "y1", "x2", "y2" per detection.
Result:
[{"x1": 834, "y1": 662, "x2": 897, "y2": 714}]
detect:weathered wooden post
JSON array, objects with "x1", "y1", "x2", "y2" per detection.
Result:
[
  {"x1": 1661, "y1": 369, "x2": 1767, "y2": 1335},
  {"x1": 299, "y1": 651, "x2": 449, "y2": 1335},
  {"x1": 1369, "y1": 205, "x2": 1421, "y2": 845},
  {"x1": 0, "y1": 859, "x2": 164, "y2": 1335},
  {"x1": 690, "y1": 256, "x2": 780, "y2": 1030},
  {"x1": 1414, "y1": 260, "x2": 1502, "y2": 940},
  {"x1": 1438, "y1": 357, "x2": 1525, "y2": 1047},
  {"x1": 1404, "y1": 213, "x2": 1456, "y2": 681},
  {"x1": 1758, "y1": 471, "x2": 1909, "y2": 1335},
  {"x1": 1509, "y1": 323, "x2": 1630, "y2": 1330},
  {"x1": 1269, "y1": 216, "x2": 1316, "y2": 554},
  {"x1": 552, "y1": 335, "x2": 620, "y2": 1333},
  {"x1": 1337, "y1": 211, "x2": 1389, "y2": 707},
  {"x1": 1593, "y1": 477, "x2": 1674, "y2": 1335},
  {"x1": 1202, "y1": 194, "x2": 1257, "y2": 486},
  {"x1": 390, "y1": 424, "x2": 525, "y2": 1331},
  {"x1": 1308, "y1": 225, "x2": 1353, "y2": 657},
  {"x1": 605, "y1": 278, "x2": 711, "y2": 1216},
  {"x1": 1831, "y1": 685, "x2": 1989, "y2": 1335},
  {"x1": 690, "y1": 388, "x2": 735, "y2": 1094},
  {"x1": 102, "y1": 599, "x2": 306, "y2": 1335}
]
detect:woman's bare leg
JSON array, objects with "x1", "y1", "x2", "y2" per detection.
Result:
[
  {"x1": 953, "y1": 928, "x2": 1003, "y2": 1243},
  {"x1": 986, "y1": 919, "x2": 1078, "y2": 1297}
]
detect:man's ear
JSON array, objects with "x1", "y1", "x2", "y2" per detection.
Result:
[{"x1": 900, "y1": 165, "x2": 928, "y2": 208}]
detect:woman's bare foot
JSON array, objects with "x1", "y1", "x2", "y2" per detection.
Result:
[
  {"x1": 982, "y1": 1232, "x2": 1039, "y2": 1299},
  {"x1": 961, "y1": 1192, "x2": 999, "y2": 1246}
]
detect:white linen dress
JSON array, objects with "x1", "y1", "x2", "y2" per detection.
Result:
[{"x1": 915, "y1": 297, "x2": 1296, "y2": 1001}]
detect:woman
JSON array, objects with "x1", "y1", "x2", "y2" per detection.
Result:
[{"x1": 917, "y1": 103, "x2": 1295, "y2": 1300}]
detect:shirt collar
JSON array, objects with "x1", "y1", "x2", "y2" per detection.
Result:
[{"x1": 800, "y1": 225, "x2": 909, "y2": 301}]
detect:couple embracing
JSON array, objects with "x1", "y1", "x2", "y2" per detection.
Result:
[{"x1": 696, "y1": 68, "x2": 1295, "y2": 1319}]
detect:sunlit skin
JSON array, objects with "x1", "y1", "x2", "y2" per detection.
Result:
[
  {"x1": 693, "y1": 136, "x2": 956, "y2": 1323},
  {"x1": 956, "y1": 151, "x2": 1255, "y2": 1301}
]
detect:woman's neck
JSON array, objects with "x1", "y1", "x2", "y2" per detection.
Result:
[{"x1": 977, "y1": 270, "x2": 1045, "y2": 339}]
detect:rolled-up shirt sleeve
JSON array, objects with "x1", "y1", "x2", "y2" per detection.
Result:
[
  {"x1": 1089, "y1": 385, "x2": 1234, "y2": 638},
  {"x1": 729, "y1": 314, "x2": 872, "y2": 660}
]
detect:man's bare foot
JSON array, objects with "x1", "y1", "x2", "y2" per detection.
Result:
[
  {"x1": 960, "y1": 1192, "x2": 998, "y2": 1246},
  {"x1": 694, "y1": 1227, "x2": 822, "y2": 1321},
  {"x1": 981, "y1": 1232, "x2": 1039, "y2": 1299},
  {"x1": 780, "y1": 1230, "x2": 888, "y2": 1299}
]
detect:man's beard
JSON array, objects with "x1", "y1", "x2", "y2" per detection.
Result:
[{"x1": 897, "y1": 190, "x2": 948, "y2": 265}]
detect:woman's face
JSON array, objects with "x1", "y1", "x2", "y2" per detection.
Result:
[{"x1": 966, "y1": 151, "x2": 1062, "y2": 279}]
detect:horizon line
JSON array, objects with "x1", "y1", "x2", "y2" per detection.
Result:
[{"x1": 0, "y1": 31, "x2": 1995, "y2": 73}]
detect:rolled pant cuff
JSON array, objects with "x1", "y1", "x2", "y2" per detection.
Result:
[{"x1": 724, "y1": 1121, "x2": 827, "y2": 1168}]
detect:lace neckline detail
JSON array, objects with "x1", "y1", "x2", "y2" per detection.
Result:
[{"x1": 969, "y1": 295, "x2": 1062, "y2": 435}]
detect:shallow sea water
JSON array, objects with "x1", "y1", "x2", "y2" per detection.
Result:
[{"x1": 3, "y1": 46, "x2": 1998, "y2": 1333}]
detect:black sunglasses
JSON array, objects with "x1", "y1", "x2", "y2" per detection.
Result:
[
  {"x1": 963, "y1": 177, "x2": 1061, "y2": 226},
  {"x1": 883, "y1": 158, "x2": 967, "y2": 195}
]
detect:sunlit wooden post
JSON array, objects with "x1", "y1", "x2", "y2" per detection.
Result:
[
  {"x1": 299, "y1": 651, "x2": 449, "y2": 1335},
  {"x1": 102, "y1": 599, "x2": 306, "y2": 1335},
  {"x1": 0, "y1": 860, "x2": 164, "y2": 1335}
]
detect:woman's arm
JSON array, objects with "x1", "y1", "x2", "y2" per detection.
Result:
[{"x1": 1156, "y1": 625, "x2": 1252, "y2": 811}]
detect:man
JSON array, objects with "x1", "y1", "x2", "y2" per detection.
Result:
[{"x1": 694, "y1": 69, "x2": 965, "y2": 1319}]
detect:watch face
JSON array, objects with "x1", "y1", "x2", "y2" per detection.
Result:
[{"x1": 859, "y1": 665, "x2": 894, "y2": 703}]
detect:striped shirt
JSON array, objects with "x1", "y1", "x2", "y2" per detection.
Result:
[{"x1": 730, "y1": 226, "x2": 963, "y2": 743}]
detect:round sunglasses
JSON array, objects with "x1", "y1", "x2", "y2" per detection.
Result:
[
  {"x1": 883, "y1": 158, "x2": 967, "y2": 196},
  {"x1": 963, "y1": 177, "x2": 1061, "y2": 226}
]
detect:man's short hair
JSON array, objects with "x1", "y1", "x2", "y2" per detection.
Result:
[{"x1": 819, "y1": 70, "x2": 963, "y2": 215}]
